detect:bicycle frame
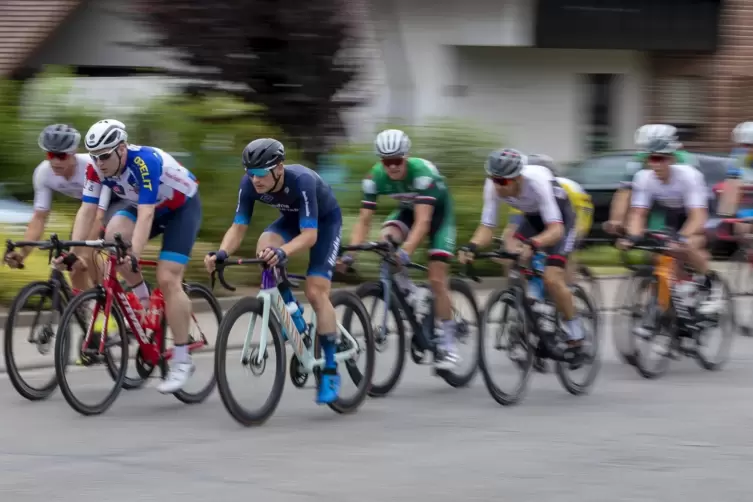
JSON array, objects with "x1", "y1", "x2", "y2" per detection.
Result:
[
  {"x1": 655, "y1": 254, "x2": 675, "y2": 311},
  {"x1": 240, "y1": 268, "x2": 358, "y2": 372}
]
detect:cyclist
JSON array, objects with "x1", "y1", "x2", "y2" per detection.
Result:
[
  {"x1": 4, "y1": 124, "x2": 118, "y2": 291},
  {"x1": 340, "y1": 129, "x2": 459, "y2": 369},
  {"x1": 203, "y1": 138, "x2": 344, "y2": 405},
  {"x1": 616, "y1": 129, "x2": 723, "y2": 318},
  {"x1": 65, "y1": 119, "x2": 202, "y2": 394},
  {"x1": 604, "y1": 124, "x2": 696, "y2": 236},
  {"x1": 458, "y1": 148, "x2": 585, "y2": 364},
  {"x1": 716, "y1": 121, "x2": 753, "y2": 236}
]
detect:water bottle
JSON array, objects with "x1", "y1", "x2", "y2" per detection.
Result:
[
  {"x1": 145, "y1": 290, "x2": 164, "y2": 331},
  {"x1": 527, "y1": 252, "x2": 546, "y2": 301},
  {"x1": 285, "y1": 301, "x2": 307, "y2": 335}
]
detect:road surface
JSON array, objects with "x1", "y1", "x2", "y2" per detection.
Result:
[{"x1": 2, "y1": 277, "x2": 753, "y2": 501}]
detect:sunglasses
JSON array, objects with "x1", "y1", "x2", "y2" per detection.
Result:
[
  {"x1": 46, "y1": 151, "x2": 70, "y2": 160},
  {"x1": 648, "y1": 154, "x2": 671, "y2": 163},
  {"x1": 490, "y1": 177, "x2": 513, "y2": 186},
  {"x1": 247, "y1": 168, "x2": 271, "y2": 178},
  {"x1": 381, "y1": 158, "x2": 404, "y2": 167},
  {"x1": 90, "y1": 146, "x2": 118, "y2": 163}
]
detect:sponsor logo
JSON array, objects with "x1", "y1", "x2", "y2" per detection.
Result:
[
  {"x1": 302, "y1": 191, "x2": 310, "y2": 216},
  {"x1": 133, "y1": 157, "x2": 152, "y2": 190},
  {"x1": 113, "y1": 185, "x2": 125, "y2": 195},
  {"x1": 260, "y1": 194, "x2": 274, "y2": 203}
]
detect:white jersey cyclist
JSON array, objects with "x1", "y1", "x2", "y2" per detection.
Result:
[
  {"x1": 631, "y1": 163, "x2": 708, "y2": 212},
  {"x1": 33, "y1": 154, "x2": 111, "y2": 212},
  {"x1": 83, "y1": 145, "x2": 198, "y2": 212}
]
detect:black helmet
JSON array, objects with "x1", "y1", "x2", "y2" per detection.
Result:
[
  {"x1": 38, "y1": 124, "x2": 81, "y2": 153},
  {"x1": 242, "y1": 138, "x2": 285, "y2": 170}
]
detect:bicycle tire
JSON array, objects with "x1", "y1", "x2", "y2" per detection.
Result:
[
  {"x1": 696, "y1": 275, "x2": 736, "y2": 371},
  {"x1": 4, "y1": 281, "x2": 59, "y2": 401},
  {"x1": 437, "y1": 277, "x2": 482, "y2": 388},
  {"x1": 172, "y1": 282, "x2": 221, "y2": 404},
  {"x1": 214, "y1": 296, "x2": 286, "y2": 426},
  {"x1": 351, "y1": 281, "x2": 406, "y2": 397},
  {"x1": 555, "y1": 284, "x2": 602, "y2": 395},
  {"x1": 633, "y1": 303, "x2": 674, "y2": 380},
  {"x1": 313, "y1": 289, "x2": 376, "y2": 414},
  {"x1": 478, "y1": 284, "x2": 534, "y2": 406},
  {"x1": 109, "y1": 280, "x2": 154, "y2": 390},
  {"x1": 613, "y1": 267, "x2": 654, "y2": 366},
  {"x1": 54, "y1": 288, "x2": 129, "y2": 416}
]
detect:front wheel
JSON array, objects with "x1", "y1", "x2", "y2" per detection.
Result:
[
  {"x1": 555, "y1": 284, "x2": 601, "y2": 395},
  {"x1": 696, "y1": 274, "x2": 736, "y2": 371}
]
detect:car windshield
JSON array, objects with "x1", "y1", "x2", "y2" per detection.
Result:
[{"x1": 568, "y1": 155, "x2": 634, "y2": 185}]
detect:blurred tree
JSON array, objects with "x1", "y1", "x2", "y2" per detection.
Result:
[{"x1": 140, "y1": 0, "x2": 362, "y2": 165}]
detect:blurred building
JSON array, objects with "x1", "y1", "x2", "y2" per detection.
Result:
[{"x1": 1, "y1": 0, "x2": 748, "y2": 163}]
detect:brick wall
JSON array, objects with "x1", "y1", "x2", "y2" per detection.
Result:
[{"x1": 647, "y1": 0, "x2": 753, "y2": 152}]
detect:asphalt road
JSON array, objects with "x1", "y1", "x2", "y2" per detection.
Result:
[{"x1": 3, "y1": 277, "x2": 753, "y2": 501}]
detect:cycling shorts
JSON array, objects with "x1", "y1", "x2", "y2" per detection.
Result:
[
  {"x1": 513, "y1": 214, "x2": 577, "y2": 268},
  {"x1": 382, "y1": 201, "x2": 456, "y2": 261},
  {"x1": 112, "y1": 193, "x2": 202, "y2": 265},
  {"x1": 265, "y1": 209, "x2": 342, "y2": 280}
]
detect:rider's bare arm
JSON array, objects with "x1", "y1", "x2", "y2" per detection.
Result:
[
  {"x1": 531, "y1": 222, "x2": 564, "y2": 248},
  {"x1": 679, "y1": 207, "x2": 708, "y2": 240},
  {"x1": 717, "y1": 178, "x2": 742, "y2": 217},
  {"x1": 219, "y1": 223, "x2": 248, "y2": 256},
  {"x1": 626, "y1": 207, "x2": 648, "y2": 238},
  {"x1": 470, "y1": 224, "x2": 495, "y2": 249},
  {"x1": 349, "y1": 207, "x2": 374, "y2": 246},
  {"x1": 19, "y1": 210, "x2": 48, "y2": 258},
  {"x1": 281, "y1": 228, "x2": 317, "y2": 257},
  {"x1": 609, "y1": 188, "x2": 631, "y2": 224},
  {"x1": 402, "y1": 203, "x2": 433, "y2": 255}
]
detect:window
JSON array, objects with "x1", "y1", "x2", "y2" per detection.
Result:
[{"x1": 656, "y1": 76, "x2": 706, "y2": 141}]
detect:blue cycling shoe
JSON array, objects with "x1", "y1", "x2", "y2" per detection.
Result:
[{"x1": 316, "y1": 368, "x2": 340, "y2": 404}]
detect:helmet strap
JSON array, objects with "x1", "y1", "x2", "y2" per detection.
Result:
[{"x1": 270, "y1": 166, "x2": 284, "y2": 192}]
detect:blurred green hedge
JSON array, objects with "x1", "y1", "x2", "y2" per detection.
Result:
[{"x1": 0, "y1": 68, "x2": 633, "y2": 303}]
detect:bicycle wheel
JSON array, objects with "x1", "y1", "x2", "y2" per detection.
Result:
[
  {"x1": 696, "y1": 274, "x2": 736, "y2": 371},
  {"x1": 107, "y1": 280, "x2": 153, "y2": 390},
  {"x1": 214, "y1": 296, "x2": 286, "y2": 426},
  {"x1": 173, "y1": 282, "x2": 222, "y2": 404},
  {"x1": 632, "y1": 297, "x2": 674, "y2": 380},
  {"x1": 478, "y1": 285, "x2": 534, "y2": 406},
  {"x1": 313, "y1": 289, "x2": 376, "y2": 414},
  {"x1": 613, "y1": 266, "x2": 654, "y2": 366},
  {"x1": 350, "y1": 281, "x2": 406, "y2": 397},
  {"x1": 435, "y1": 278, "x2": 482, "y2": 388},
  {"x1": 555, "y1": 284, "x2": 601, "y2": 395},
  {"x1": 4, "y1": 281, "x2": 59, "y2": 401},
  {"x1": 54, "y1": 288, "x2": 129, "y2": 416}
]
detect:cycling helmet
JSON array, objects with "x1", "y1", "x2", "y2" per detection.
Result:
[
  {"x1": 242, "y1": 138, "x2": 285, "y2": 170},
  {"x1": 733, "y1": 122, "x2": 753, "y2": 145},
  {"x1": 485, "y1": 148, "x2": 527, "y2": 178},
  {"x1": 84, "y1": 119, "x2": 127, "y2": 151},
  {"x1": 636, "y1": 124, "x2": 679, "y2": 154},
  {"x1": 528, "y1": 153, "x2": 558, "y2": 175},
  {"x1": 38, "y1": 124, "x2": 81, "y2": 153},
  {"x1": 374, "y1": 129, "x2": 411, "y2": 158}
]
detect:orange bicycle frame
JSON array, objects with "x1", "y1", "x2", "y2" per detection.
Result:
[{"x1": 655, "y1": 254, "x2": 675, "y2": 311}]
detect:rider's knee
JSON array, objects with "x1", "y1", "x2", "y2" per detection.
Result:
[
  {"x1": 256, "y1": 232, "x2": 285, "y2": 253},
  {"x1": 427, "y1": 259, "x2": 449, "y2": 292},
  {"x1": 380, "y1": 224, "x2": 405, "y2": 245},
  {"x1": 156, "y1": 264, "x2": 183, "y2": 297},
  {"x1": 304, "y1": 278, "x2": 331, "y2": 310},
  {"x1": 543, "y1": 261, "x2": 566, "y2": 290}
]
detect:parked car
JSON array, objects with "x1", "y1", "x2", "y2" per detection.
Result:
[{"x1": 566, "y1": 150, "x2": 734, "y2": 256}]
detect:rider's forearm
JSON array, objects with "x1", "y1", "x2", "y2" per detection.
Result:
[
  {"x1": 70, "y1": 204, "x2": 98, "y2": 257},
  {"x1": 402, "y1": 220, "x2": 430, "y2": 255},
  {"x1": 717, "y1": 179, "x2": 741, "y2": 216},
  {"x1": 470, "y1": 225, "x2": 495, "y2": 248},
  {"x1": 531, "y1": 223, "x2": 564, "y2": 248},
  {"x1": 219, "y1": 224, "x2": 247, "y2": 256},
  {"x1": 20, "y1": 212, "x2": 47, "y2": 258},
  {"x1": 281, "y1": 228, "x2": 317, "y2": 257},
  {"x1": 349, "y1": 208, "x2": 373, "y2": 245},
  {"x1": 131, "y1": 206, "x2": 156, "y2": 258},
  {"x1": 626, "y1": 208, "x2": 647, "y2": 237},
  {"x1": 610, "y1": 189, "x2": 630, "y2": 222}
]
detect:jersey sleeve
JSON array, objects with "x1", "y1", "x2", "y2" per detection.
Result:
[
  {"x1": 480, "y1": 178, "x2": 501, "y2": 227},
  {"x1": 134, "y1": 151, "x2": 162, "y2": 205},
  {"x1": 97, "y1": 185, "x2": 112, "y2": 211},
  {"x1": 630, "y1": 171, "x2": 652, "y2": 208},
  {"x1": 296, "y1": 173, "x2": 319, "y2": 230},
  {"x1": 233, "y1": 177, "x2": 255, "y2": 225},
  {"x1": 82, "y1": 164, "x2": 104, "y2": 204},
  {"x1": 32, "y1": 163, "x2": 53, "y2": 211},
  {"x1": 361, "y1": 164, "x2": 381, "y2": 210},
  {"x1": 412, "y1": 160, "x2": 444, "y2": 206},
  {"x1": 534, "y1": 178, "x2": 564, "y2": 225},
  {"x1": 684, "y1": 169, "x2": 709, "y2": 209}
]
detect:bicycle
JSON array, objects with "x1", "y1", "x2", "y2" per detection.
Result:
[
  {"x1": 53, "y1": 234, "x2": 221, "y2": 415},
  {"x1": 714, "y1": 217, "x2": 753, "y2": 336},
  {"x1": 621, "y1": 231, "x2": 735, "y2": 379},
  {"x1": 3, "y1": 235, "x2": 147, "y2": 400},
  {"x1": 466, "y1": 241, "x2": 600, "y2": 406},
  {"x1": 212, "y1": 257, "x2": 375, "y2": 426},
  {"x1": 340, "y1": 238, "x2": 481, "y2": 397}
]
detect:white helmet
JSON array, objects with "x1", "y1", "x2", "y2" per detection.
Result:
[
  {"x1": 635, "y1": 124, "x2": 679, "y2": 153},
  {"x1": 84, "y1": 119, "x2": 128, "y2": 152},
  {"x1": 374, "y1": 129, "x2": 411, "y2": 158},
  {"x1": 733, "y1": 122, "x2": 753, "y2": 145}
]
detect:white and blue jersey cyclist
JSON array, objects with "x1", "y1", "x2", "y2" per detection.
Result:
[
  {"x1": 70, "y1": 119, "x2": 202, "y2": 395},
  {"x1": 205, "y1": 138, "x2": 343, "y2": 404}
]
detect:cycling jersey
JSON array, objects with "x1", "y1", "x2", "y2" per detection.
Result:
[
  {"x1": 726, "y1": 147, "x2": 753, "y2": 181},
  {"x1": 33, "y1": 154, "x2": 111, "y2": 211},
  {"x1": 82, "y1": 145, "x2": 198, "y2": 212},
  {"x1": 620, "y1": 150, "x2": 696, "y2": 189},
  {"x1": 631, "y1": 164, "x2": 708, "y2": 212},
  {"x1": 556, "y1": 177, "x2": 594, "y2": 238},
  {"x1": 234, "y1": 164, "x2": 342, "y2": 280},
  {"x1": 362, "y1": 157, "x2": 456, "y2": 259}
]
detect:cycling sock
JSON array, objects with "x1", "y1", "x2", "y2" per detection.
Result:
[
  {"x1": 320, "y1": 334, "x2": 337, "y2": 369},
  {"x1": 565, "y1": 318, "x2": 584, "y2": 341},
  {"x1": 173, "y1": 344, "x2": 189, "y2": 363},
  {"x1": 441, "y1": 319, "x2": 456, "y2": 349},
  {"x1": 131, "y1": 281, "x2": 150, "y2": 307}
]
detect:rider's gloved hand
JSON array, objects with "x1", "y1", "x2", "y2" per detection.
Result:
[
  {"x1": 616, "y1": 234, "x2": 640, "y2": 251},
  {"x1": 259, "y1": 247, "x2": 287, "y2": 267},
  {"x1": 396, "y1": 248, "x2": 411, "y2": 266},
  {"x1": 204, "y1": 250, "x2": 228, "y2": 273},
  {"x1": 4, "y1": 251, "x2": 24, "y2": 269},
  {"x1": 457, "y1": 243, "x2": 477, "y2": 264}
]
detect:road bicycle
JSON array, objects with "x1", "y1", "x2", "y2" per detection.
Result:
[
  {"x1": 621, "y1": 231, "x2": 735, "y2": 379},
  {"x1": 212, "y1": 257, "x2": 375, "y2": 426},
  {"x1": 466, "y1": 241, "x2": 600, "y2": 406},
  {"x1": 54, "y1": 234, "x2": 221, "y2": 415},
  {"x1": 340, "y1": 239, "x2": 481, "y2": 397},
  {"x1": 714, "y1": 217, "x2": 753, "y2": 336}
]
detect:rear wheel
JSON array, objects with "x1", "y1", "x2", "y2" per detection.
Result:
[{"x1": 436, "y1": 278, "x2": 481, "y2": 388}]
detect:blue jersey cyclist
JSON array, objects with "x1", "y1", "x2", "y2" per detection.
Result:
[
  {"x1": 204, "y1": 138, "x2": 344, "y2": 404},
  {"x1": 65, "y1": 119, "x2": 202, "y2": 394}
]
